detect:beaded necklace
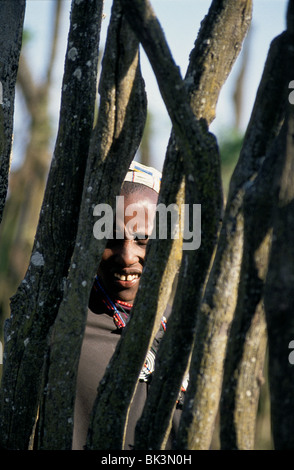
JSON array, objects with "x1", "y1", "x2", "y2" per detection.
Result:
[
  {"x1": 93, "y1": 276, "x2": 132, "y2": 329},
  {"x1": 92, "y1": 275, "x2": 168, "y2": 383}
]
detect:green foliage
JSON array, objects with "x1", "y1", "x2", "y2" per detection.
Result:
[
  {"x1": 22, "y1": 29, "x2": 34, "y2": 47},
  {"x1": 218, "y1": 128, "x2": 244, "y2": 196}
]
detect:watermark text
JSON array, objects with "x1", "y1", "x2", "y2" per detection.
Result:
[
  {"x1": 93, "y1": 197, "x2": 201, "y2": 251},
  {"x1": 289, "y1": 340, "x2": 294, "y2": 364},
  {"x1": 289, "y1": 80, "x2": 294, "y2": 105},
  {"x1": 100, "y1": 452, "x2": 192, "y2": 466}
]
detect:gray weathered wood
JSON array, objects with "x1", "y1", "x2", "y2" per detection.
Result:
[
  {"x1": 264, "y1": 1, "x2": 294, "y2": 448},
  {"x1": 134, "y1": 0, "x2": 252, "y2": 450},
  {"x1": 176, "y1": 26, "x2": 288, "y2": 450},
  {"x1": 0, "y1": 0, "x2": 26, "y2": 224},
  {"x1": 0, "y1": 0, "x2": 103, "y2": 449},
  {"x1": 38, "y1": 0, "x2": 147, "y2": 449}
]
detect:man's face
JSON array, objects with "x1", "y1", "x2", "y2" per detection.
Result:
[{"x1": 97, "y1": 187, "x2": 158, "y2": 304}]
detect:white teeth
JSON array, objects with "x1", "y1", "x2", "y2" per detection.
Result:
[{"x1": 114, "y1": 273, "x2": 139, "y2": 281}]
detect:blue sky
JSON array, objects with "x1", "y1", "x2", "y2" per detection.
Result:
[{"x1": 13, "y1": 0, "x2": 289, "y2": 171}]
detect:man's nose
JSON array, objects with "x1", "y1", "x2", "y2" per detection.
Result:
[{"x1": 116, "y1": 240, "x2": 139, "y2": 266}]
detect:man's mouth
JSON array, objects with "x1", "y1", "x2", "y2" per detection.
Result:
[{"x1": 114, "y1": 273, "x2": 140, "y2": 281}]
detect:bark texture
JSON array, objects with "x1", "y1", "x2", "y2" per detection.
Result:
[
  {"x1": 0, "y1": 0, "x2": 103, "y2": 449},
  {"x1": 0, "y1": 0, "x2": 26, "y2": 224},
  {"x1": 264, "y1": 1, "x2": 294, "y2": 448},
  {"x1": 134, "y1": 0, "x2": 252, "y2": 450},
  {"x1": 0, "y1": 1, "x2": 62, "y2": 321},
  {"x1": 219, "y1": 30, "x2": 290, "y2": 449},
  {"x1": 38, "y1": 0, "x2": 147, "y2": 449},
  {"x1": 176, "y1": 27, "x2": 288, "y2": 450}
]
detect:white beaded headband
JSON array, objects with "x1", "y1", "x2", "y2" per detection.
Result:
[{"x1": 124, "y1": 161, "x2": 162, "y2": 194}]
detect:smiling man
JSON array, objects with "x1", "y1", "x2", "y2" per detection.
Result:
[
  {"x1": 96, "y1": 177, "x2": 159, "y2": 305},
  {"x1": 72, "y1": 162, "x2": 182, "y2": 450}
]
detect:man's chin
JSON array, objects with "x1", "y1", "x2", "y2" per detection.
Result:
[
  {"x1": 111, "y1": 280, "x2": 139, "y2": 303},
  {"x1": 115, "y1": 290, "x2": 136, "y2": 304}
]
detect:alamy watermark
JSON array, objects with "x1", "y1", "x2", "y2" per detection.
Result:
[
  {"x1": 289, "y1": 80, "x2": 294, "y2": 105},
  {"x1": 0, "y1": 340, "x2": 3, "y2": 365},
  {"x1": 289, "y1": 341, "x2": 294, "y2": 364},
  {"x1": 0, "y1": 80, "x2": 3, "y2": 105},
  {"x1": 93, "y1": 196, "x2": 201, "y2": 251},
  {"x1": 285, "y1": 82, "x2": 294, "y2": 364}
]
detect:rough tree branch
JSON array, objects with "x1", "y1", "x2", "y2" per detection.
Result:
[
  {"x1": 135, "y1": 0, "x2": 252, "y2": 450},
  {"x1": 176, "y1": 26, "x2": 288, "y2": 450},
  {"x1": 0, "y1": 0, "x2": 103, "y2": 449},
  {"x1": 264, "y1": 0, "x2": 294, "y2": 449},
  {"x1": 0, "y1": 0, "x2": 26, "y2": 224},
  {"x1": 38, "y1": 0, "x2": 147, "y2": 449},
  {"x1": 219, "y1": 28, "x2": 290, "y2": 449}
]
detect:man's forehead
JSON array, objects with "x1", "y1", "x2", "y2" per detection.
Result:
[
  {"x1": 115, "y1": 195, "x2": 157, "y2": 238},
  {"x1": 116, "y1": 199, "x2": 156, "y2": 221},
  {"x1": 121, "y1": 185, "x2": 159, "y2": 204},
  {"x1": 117, "y1": 190, "x2": 157, "y2": 210}
]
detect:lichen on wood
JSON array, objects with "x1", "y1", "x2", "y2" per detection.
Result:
[
  {"x1": 0, "y1": 0, "x2": 103, "y2": 449},
  {"x1": 134, "y1": 0, "x2": 252, "y2": 451},
  {"x1": 38, "y1": 0, "x2": 147, "y2": 450},
  {"x1": 0, "y1": 0, "x2": 26, "y2": 224}
]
